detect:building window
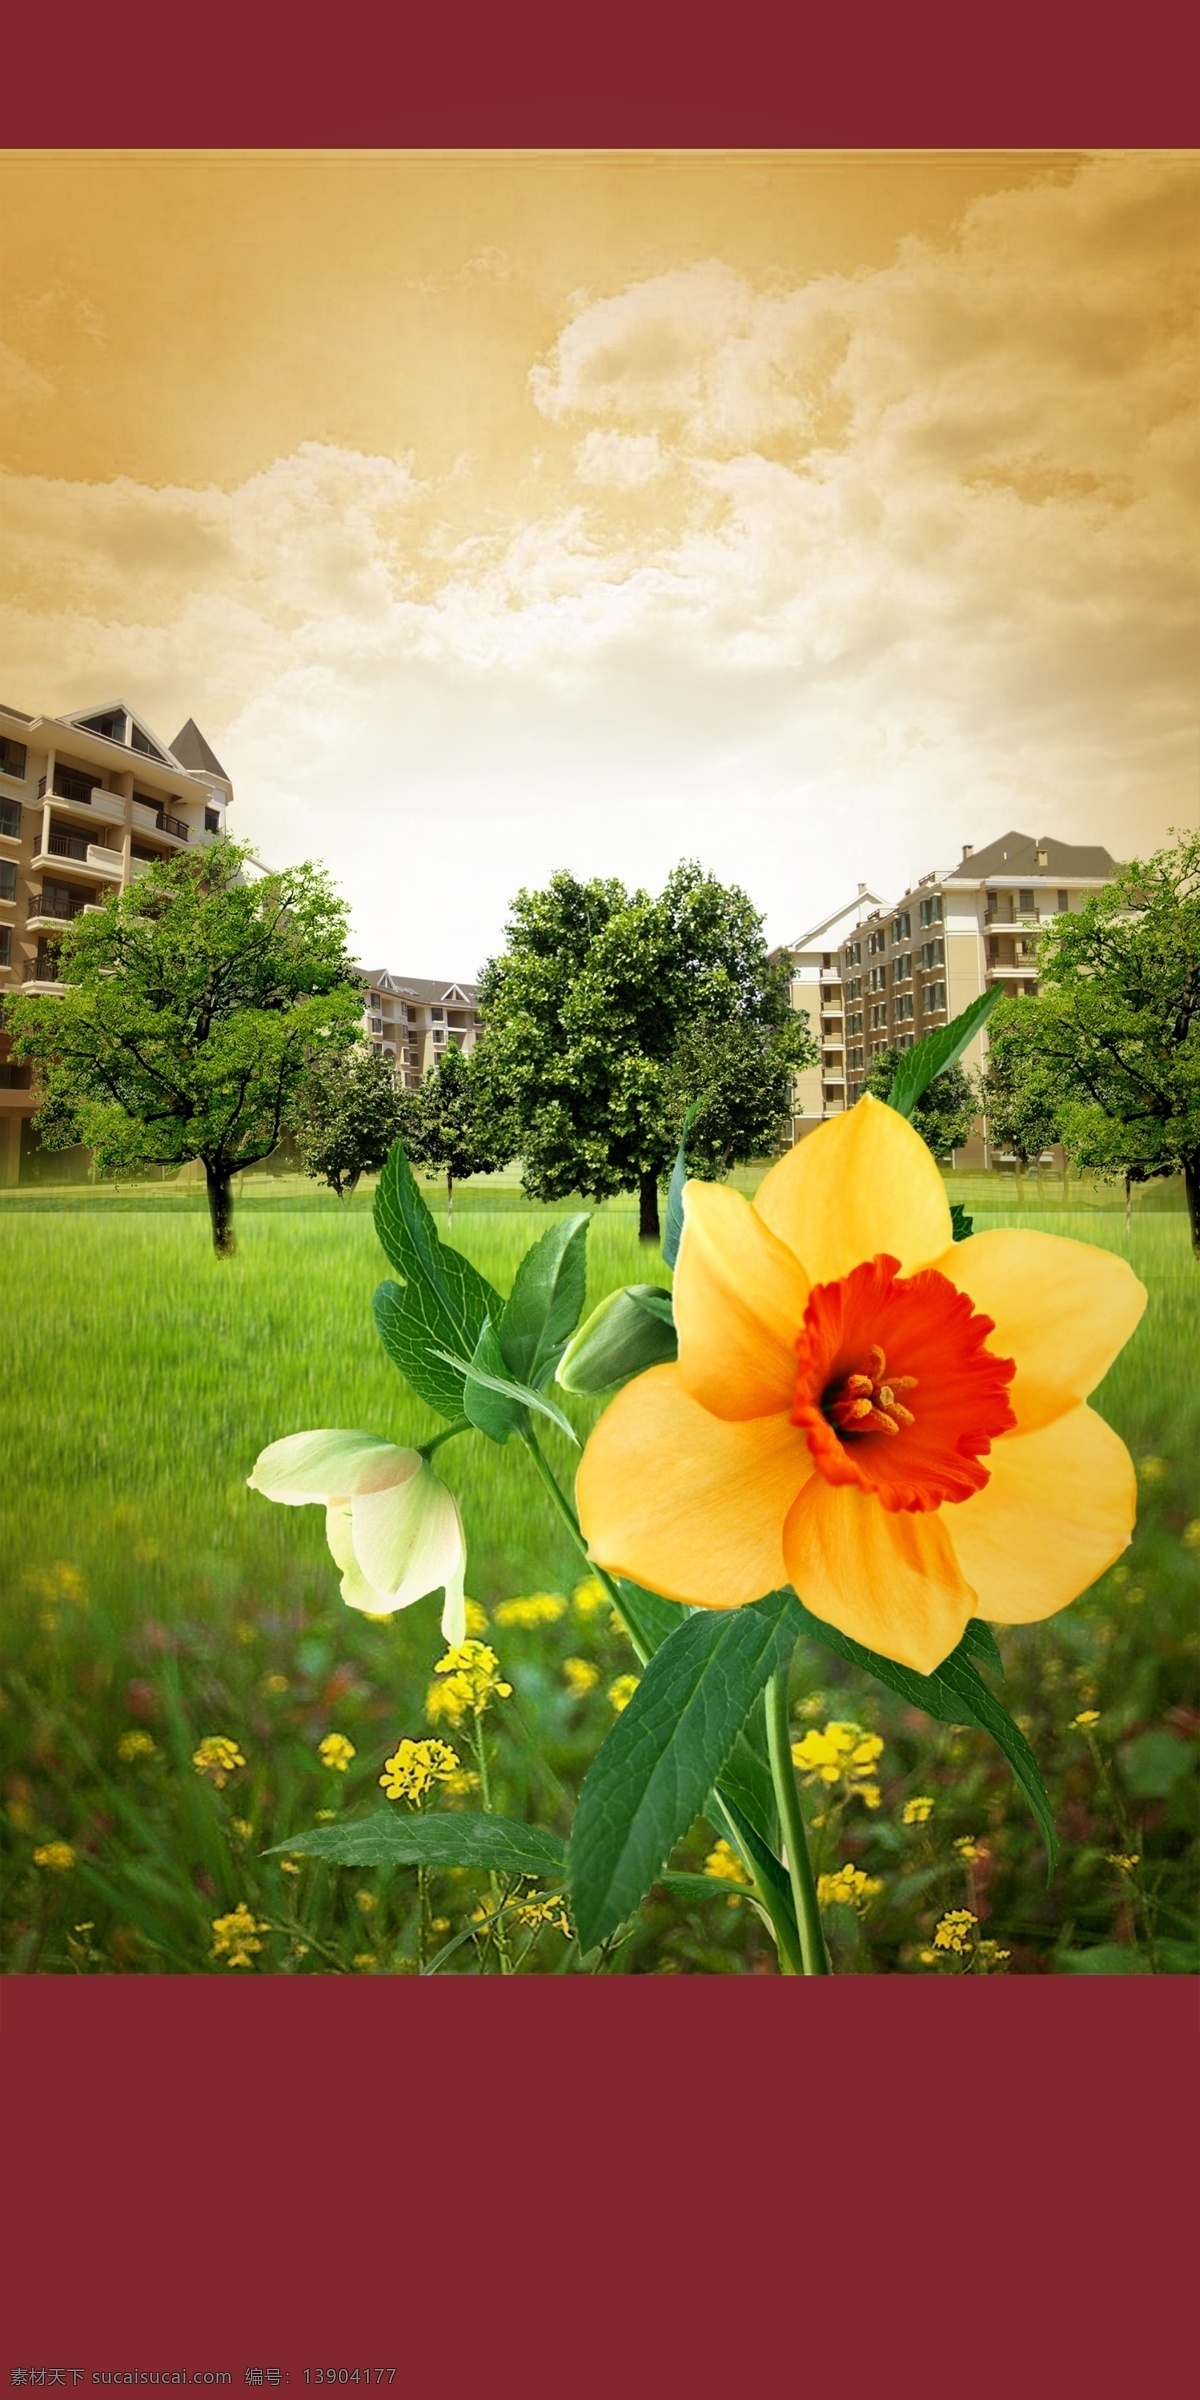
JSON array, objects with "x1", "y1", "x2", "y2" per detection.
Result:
[
  {"x1": 0, "y1": 736, "x2": 27, "y2": 780},
  {"x1": 0, "y1": 798, "x2": 22, "y2": 840},
  {"x1": 895, "y1": 994, "x2": 914, "y2": 1022},
  {"x1": 892, "y1": 911, "x2": 911, "y2": 942},
  {"x1": 918, "y1": 894, "x2": 943, "y2": 927},
  {"x1": 1057, "y1": 890, "x2": 1069, "y2": 912},
  {"x1": 920, "y1": 937, "x2": 945, "y2": 971},
  {"x1": 868, "y1": 929, "x2": 886, "y2": 955},
  {"x1": 1019, "y1": 889, "x2": 1034, "y2": 912},
  {"x1": 924, "y1": 981, "x2": 947, "y2": 1012},
  {"x1": 846, "y1": 941, "x2": 861, "y2": 967},
  {"x1": 205, "y1": 808, "x2": 220, "y2": 834},
  {"x1": 0, "y1": 860, "x2": 15, "y2": 901},
  {"x1": 0, "y1": 925, "x2": 10, "y2": 967}
]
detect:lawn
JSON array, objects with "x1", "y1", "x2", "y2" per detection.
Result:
[{"x1": 3, "y1": 1176, "x2": 1196, "y2": 1975}]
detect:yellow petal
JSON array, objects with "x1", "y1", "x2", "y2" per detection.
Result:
[
  {"x1": 575, "y1": 1364, "x2": 811, "y2": 1608},
  {"x1": 754, "y1": 1093, "x2": 952, "y2": 1284},
  {"x1": 945, "y1": 1406, "x2": 1136, "y2": 1623},
  {"x1": 927, "y1": 1229, "x2": 1147, "y2": 1433},
  {"x1": 674, "y1": 1180, "x2": 810, "y2": 1420},
  {"x1": 783, "y1": 1477, "x2": 976, "y2": 1674}
]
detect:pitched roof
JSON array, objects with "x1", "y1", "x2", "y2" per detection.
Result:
[
  {"x1": 360, "y1": 970, "x2": 480, "y2": 1004},
  {"x1": 171, "y1": 718, "x2": 230, "y2": 780},
  {"x1": 947, "y1": 830, "x2": 1117, "y2": 880},
  {"x1": 774, "y1": 888, "x2": 890, "y2": 952}
]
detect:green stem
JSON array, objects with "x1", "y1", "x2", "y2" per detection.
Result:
[
  {"x1": 471, "y1": 1712, "x2": 513, "y2": 1976},
  {"x1": 419, "y1": 1416, "x2": 471, "y2": 1460},
  {"x1": 765, "y1": 1661, "x2": 830, "y2": 1976},
  {"x1": 522, "y1": 1425, "x2": 804, "y2": 1975}
]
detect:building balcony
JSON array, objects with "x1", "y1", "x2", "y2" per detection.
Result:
[
  {"x1": 131, "y1": 799, "x2": 190, "y2": 844},
  {"x1": 20, "y1": 957, "x2": 65, "y2": 989},
  {"x1": 32, "y1": 837, "x2": 123, "y2": 880},
  {"x1": 984, "y1": 962, "x2": 1038, "y2": 981},
  {"x1": 26, "y1": 892, "x2": 103, "y2": 931}
]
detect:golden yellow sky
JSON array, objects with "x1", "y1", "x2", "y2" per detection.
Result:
[{"x1": 2, "y1": 151, "x2": 1196, "y2": 971}]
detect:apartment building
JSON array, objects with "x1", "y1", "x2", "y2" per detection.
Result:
[
  {"x1": 359, "y1": 971, "x2": 481, "y2": 1088},
  {"x1": 772, "y1": 886, "x2": 890, "y2": 1137},
  {"x1": 0, "y1": 698, "x2": 234, "y2": 1185},
  {"x1": 837, "y1": 830, "x2": 1117, "y2": 1150}
]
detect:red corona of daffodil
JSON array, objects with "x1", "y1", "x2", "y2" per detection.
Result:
[{"x1": 576, "y1": 1095, "x2": 1146, "y2": 1674}]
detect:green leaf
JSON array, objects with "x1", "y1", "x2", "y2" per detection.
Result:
[
  {"x1": 497, "y1": 1214, "x2": 590, "y2": 1389},
  {"x1": 961, "y1": 1617, "x2": 1004, "y2": 1677},
  {"x1": 372, "y1": 1278, "x2": 471, "y2": 1422},
  {"x1": 661, "y1": 1103, "x2": 699, "y2": 1269},
  {"x1": 373, "y1": 1143, "x2": 500, "y2": 1358},
  {"x1": 461, "y1": 1318, "x2": 525, "y2": 1445},
  {"x1": 433, "y1": 1344, "x2": 580, "y2": 1444},
  {"x1": 656, "y1": 1870, "x2": 755, "y2": 1906},
  {"x1": 556, "y1": 1286, "x2": 678, "y2": 1393},
  {"x1": 612, "y1": 1576, "x2": 689, "y2": 1661},
  {"x1": 568, "y1": 1591, "x2": 800, "y2": 1951},
  {"x1": 885, "y1": 986, "x2": 1004, "y2": 1121},
  {"x1": 788, "y1": 1594, "x2": 1056, "y2": 1873},
  {"x1": 949, "y1": 1201, "x2": 975, "y2": 1242},
  {"x1": 270, "y1": 1810, "x2": 566, "y2": 1877}
]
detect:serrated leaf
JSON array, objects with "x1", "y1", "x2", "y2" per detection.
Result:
[
  {"x1": 788, "y1": 1594, "x2": 1055, "y2": 1872},
  {"x1": 497, "y1": 1214, "x2": 590, "y2": 1389},
  {"x1": 568, "y1": 1591, "x2": 800, "y2": 1950},
  {"x1": 461, "y1": 1319, "x2": 525, "y2": 1445},
  {"x1": 611, "y1": 1576, "x2": 689, "y2": 1663},
  {"x1": 433, "y1": 1346, "x2": 579, "y2": 1444},
  {"x1": 885, "y1": 985, "x2": 1004, "y2": 1121},
  {"x1": 372, "y1": 1278, "x2": 470, "y2": 1421},
  {"x1": 270, "y1": 1810, "x2": 566, "y2": 1877},
  {"x1": 373, "y1": 1143, "x2": 500, "y2": 1358},
  {"x1": 715, "y1": 1721, "x2": 780, "y2": 1854}
]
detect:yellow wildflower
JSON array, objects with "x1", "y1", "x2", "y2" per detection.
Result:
[
  {"x1": 259, "y1": 1672, "x2": 290, "y2": 1697},
  {"x1": 903, "y1": 1795, "x2": 935, "y2": 1825},
  {"x1": 494, "y1": 1593, "x2": 567, "y2": 1629},
  {"x1": 954, "y1": 1835, "x2": 986, "y2": 1863},
  {"x1": 1182, "y1": 1519, "x2": 1200, "y2": 1553},
  {"x1": 563, "y1": 1656, "x2": 600, "y2": 1698},
  {"x1": 318, "y1": 1733, "x2": 356, "y2": 1773},
  {"x1": 279, "y1": 1859, "x2": 302, "y2": 1877},
  {"x1": 977, "y1": 1939, "x2": 1011, "y2": 1971},
  {"x1": 210, "y1": 1902, "x2": 268, "y2": 1968},
  {"x1": 316, "y1": 1808, "x2": 337, "y2": 1822},
  {"x1": 1137, "y1": 1455, "x2": 1167, "y2": 1482},
  {"x1": 1106, "y1": 1853, "x2": 1141, "y2": 1873},
  {"x1": 442, "y1": 1766, "x2": 481, "y2": 1798},
  {"x1": 1071, "y1": 1710, "x2": 1101, "y2": 1729},
  {"x1": 230, "y1": 1817, "x2": 254, "y2": 1842},
  {"x1": 379, "y1": 1737, "x2": 461, "y2": 1804},
  {"x1": 703, "y1": 1839, "x2": 751, "y2": 1887},
  {"x1": 23, "y1": 1561, "x2": 88, "y2": 1605},
  {"x1": 233, "y1": 1620, "x2": 258, "y2": 1646},
  {"x1": 572, "y1": 1577, "x2": 608, "y2": 1618},
  {"x1": 933, "y1": 1908, "x2": 978, "y2": 1954},
  {"x1": 192, "y1": 1735, "x2": 246, "y2": 1789},
  {"x1": 796, "y1": 1691, "x2": 828, "y2": 1721},
  {"x1": 33, "y1": 1840, "x2": 76, "y2": 1873},
  {"x1": 117, "y1": 1731, "x2": 157, "y2": 1764},
  {"x1": 608, "y1": 1674, "x2": 639, "y2": 1714},
  {"x1": 355, "y1": 1889, "x2": 378, "y2": 1914},
  {"x1": 513, "y1": 1890, "x2": 572, "y2": 1937},
  {"x1": 463, "y1": 1598, "x2": 489, "y2": 1635},
  {"x1": 791, "y1": 1720, "x2": 884, "y2": 1805},
  {"x1": 817, "y1": 1863, "x2": 883, "y2": 1910},
  {"x1": 424, "y1": 1640, "x2": 512, "y2": 1728},
  {"x1": 352, "y1": 1953, "x2": 377, "y2": 1973}
]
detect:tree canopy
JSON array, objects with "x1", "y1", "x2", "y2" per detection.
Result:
[
  {"x1": 3, "y1": 837, "x2": 361, "y2": 1253},
  {"x1": 863, "y1": 1045, "x2": 980, "y2": 1157},
  {"x1": 985, "y1": 830, "x2": 1200, "y2": 1252},
  {"x1": 288, "y1": 1037, "x2": 407, "y2": 1200},
  {"x1": 475, "y1": 861, "x2": 814, "y2": 1237},
  {"x1": 398, "y1": 1039, "x2": 504, "y2": 1222}
]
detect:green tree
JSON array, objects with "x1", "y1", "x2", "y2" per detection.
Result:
[
  {"x1": 863, "y1": 1046, "x2": 980, "y2": 1157},
  {"x1": 476, "y1": 861, "x2": 812, "y2": 1239},
  {"x1": 978, "y1": 1011, "x2": 1064, "y2": 1202},
  {"x1": 666, "y1": 1009, "x2": 814, "y2": 1176},
  {"x1": 3, "y1": 838, "x2": 361, "y2": 1255},
  {"x1": 400, "y1": 1038, "x2": 505, "y2": 1225},
  {"x1": 987, "y1": 831, "x2": 1200, "y2": 1254},
  {"x1": 288, "y1": 1036, "x2": 406, "y2": 1200}
]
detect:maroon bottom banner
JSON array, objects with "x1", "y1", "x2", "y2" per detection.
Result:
[{"x1": 3, "y1": 1977, "x2": 1195, "y2": 2385}]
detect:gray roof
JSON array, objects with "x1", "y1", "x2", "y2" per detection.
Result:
[
  {"x1": 171, "y1": 719, "x2": 230, "y2": 780},
  {"x1": 360, "y1": 970, "x2": 479, "y2": 1004},
  {"x1": 949, "y1": 830, "x2": 1117, "y2": 880}
]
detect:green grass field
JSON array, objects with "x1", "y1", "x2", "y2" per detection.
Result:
[{"x1": 4, "y1": 1179, "x2": 1197, "y2": 1975}]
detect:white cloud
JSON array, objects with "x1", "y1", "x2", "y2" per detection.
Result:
[{"x1": 3, "y1": 156, "x2": 1196, "y2": 975}]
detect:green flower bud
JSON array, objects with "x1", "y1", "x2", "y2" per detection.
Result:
[{"x1": 556, "y1": 1284, "x2": 677, "y2": 1394}]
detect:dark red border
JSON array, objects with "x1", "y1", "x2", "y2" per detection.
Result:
[
  {"x1": 4, "y1": 0, "x2": 1198, "y2": 147},
  {"x1": 3, "y1": 1977, "x2": 1196, "y2": 2375}
]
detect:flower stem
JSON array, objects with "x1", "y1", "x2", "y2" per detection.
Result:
[
  {"x1": 471, "y1": 1711, "x2": 513, "y2": 1976},
  {"x1": 765, "y1": 1661, "x2": 830, "y2": 1976},
  {"x1": 522, "y1": 1425, "x2": 805, "y2": 1975},
  {"x1": 419, "y1": 1416, "x2": 471, "y2": 1460}
]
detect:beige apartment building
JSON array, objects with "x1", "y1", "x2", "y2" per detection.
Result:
[
  {"x1": 0, "y1": 697, "x2": 233, "y2": 1185},
  {"x1": 359, "y1": 971, "x2": 480, "y2": 1088},
  {"x1": 776, "y1": 831, "x2": 1117, "y2": 1158},
  {"x1": 773, "y1": 885, "x2": 889, "y2": 1138}
]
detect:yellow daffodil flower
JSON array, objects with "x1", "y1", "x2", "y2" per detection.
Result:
[
  {"x1": 576, "y1": 1095, "x2": 1145, "y2": 1674},
  {"x1": 248, "y1": 1430, "x2": 467, "y2": 1644}
]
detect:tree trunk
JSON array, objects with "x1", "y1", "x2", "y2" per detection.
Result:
[
  {"x1": 1125, "y1": 1171, "x2": 1132, "y2": 1239},
  {"x1": 205, "y1": 1162, "x2": 237, "y2": 1257},
  {"x1": 1185, "y1": 1150, "x2": 1200, "y2": 1260},
  {"x1": 344, "y1": 1171, "x2": 361, "y2": 1202},
  {"x1": 638, "y1": 1170, "x2": 661, "y2": 1243},
  {"x1": 447, "y1": 1167, "x2": 453, "y2": 1231}
]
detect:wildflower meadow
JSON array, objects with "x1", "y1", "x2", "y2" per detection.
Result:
[{"x1": 3, "y1": 1114, "x2": 1196, "y2": 1975}]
